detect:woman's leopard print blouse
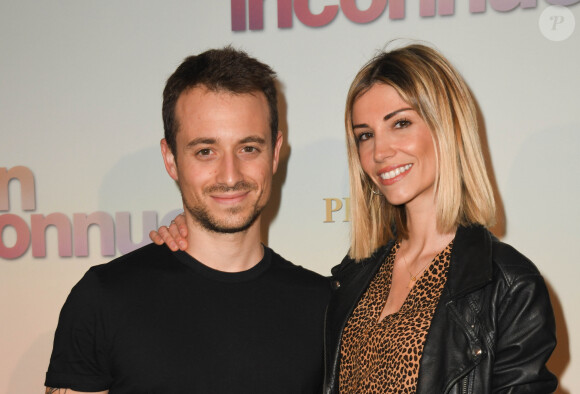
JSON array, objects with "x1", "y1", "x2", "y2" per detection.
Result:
[{"x1": 339, "y1": 241, "x2": 453, "y2": 393}]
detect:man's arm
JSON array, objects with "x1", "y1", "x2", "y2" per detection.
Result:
[
  {"x1": 45, "y1": 388, "x2": 108, "y2": 394},
  {"x1": 45, "y1": 270, "x2": 112, "y2": 393}
]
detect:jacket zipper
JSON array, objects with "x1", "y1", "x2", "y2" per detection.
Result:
[
  {"x1": 461, "y1": 374, "x2": 468, "y2": 394},
  {"x1": 443, "y1": 365, "x2": 476, "y2": 394}
]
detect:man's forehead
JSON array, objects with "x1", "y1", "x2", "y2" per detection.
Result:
[
  {"x1": 173, "y1": 85, "x2": 272, "y2": 148},
  {"x1": 175, "y1": 86, "x2": 268, "y2": 117}
]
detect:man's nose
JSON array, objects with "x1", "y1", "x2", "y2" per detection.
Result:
[{"x1": 216, "y1": 152, "x2": 243, "y2": 186}]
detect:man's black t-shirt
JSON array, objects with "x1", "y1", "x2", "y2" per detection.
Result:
[{"x1": 45, "y1": 244, "x2": 330, "y2": 393}]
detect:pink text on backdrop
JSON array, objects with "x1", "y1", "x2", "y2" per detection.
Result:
[
  {"x1": 0, "y1": 166, "x2": 180, "y2": 260},
  {"x1": 231, "y1": 0, "x2": 579, "y2": 31}
]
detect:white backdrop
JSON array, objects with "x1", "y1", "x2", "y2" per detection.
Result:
[{"x1": 1, "y1": 1, "x2": 578, "y2": 392}]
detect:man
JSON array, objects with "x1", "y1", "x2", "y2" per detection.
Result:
[{"x1": 45, "y1": 47, "x2": 330, "y2": 393}]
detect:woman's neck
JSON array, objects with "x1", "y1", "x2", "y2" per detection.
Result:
[{"x1": 402, "y1": 202, "x2": 455, "y2": 258}]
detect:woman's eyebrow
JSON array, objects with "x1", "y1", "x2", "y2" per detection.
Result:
[
  {"x1": 352, "y1": 107, "x2": 413, "y2": 129},
  {"x1": 384, "y1": 107, "x2": 413, "y2": 121}
]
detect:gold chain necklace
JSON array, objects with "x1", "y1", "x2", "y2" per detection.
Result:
[{"x1": 400, "y1": 248, "x2": 432, "y2": 288}]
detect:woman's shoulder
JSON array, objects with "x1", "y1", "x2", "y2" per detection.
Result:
[
  {"x1": 490, "y1": 237, "x2": 543, "y2": 284},
  {"x1": 456, "y1": 224, "x2": 543, "y2": 281}
]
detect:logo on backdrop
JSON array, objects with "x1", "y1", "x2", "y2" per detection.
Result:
[
  {"x1": 323, "y1": 198, "x2": 350, "y2": 223},
  {"x1": 0, "y1": 166, "x2": 180, "y2": 260},
  {"x1": 231, "y1": 0, "x2": 578, "y2": 31},
  {"x1": 539, "y1": 5, "x2": 576, "y2": 40}
]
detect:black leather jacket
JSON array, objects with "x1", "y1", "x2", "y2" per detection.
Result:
[{"x1": 324, "y1": 225, "x2": 557, "y2": 393}]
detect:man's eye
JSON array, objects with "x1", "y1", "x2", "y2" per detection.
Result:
[
  {"x1": 197, "y1": 148, "x2": 212, "y2": 156},
  {"x1": 242, "y1": 146, "x2": 258, "y2": 153}
]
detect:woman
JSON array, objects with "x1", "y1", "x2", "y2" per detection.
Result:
[
  {"x1": 152, "y1": 44, "x2": 557, "y2": 393},
  {"x1": 323, "y1": 44, "x2": 557, "y2": 393}
]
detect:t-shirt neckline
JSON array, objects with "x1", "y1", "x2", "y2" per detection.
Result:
[{"x1": 173, "y1": 245, "x2": 272, "y2": 283}]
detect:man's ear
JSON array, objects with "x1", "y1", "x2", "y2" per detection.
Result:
[
  {"x1": 161, "y1": 139, "x2": 178, "y2": 181},
  {"x1": 272, "y1": 131, "x2": 283, "y2": 175}
]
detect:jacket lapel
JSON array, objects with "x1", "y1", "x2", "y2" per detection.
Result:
[
  {"x1": 445, "y1": 225, "x2": 494, "y2": 299},
  {"x1": 416, "y1": 225, "x2": 494, "y2": 393}
]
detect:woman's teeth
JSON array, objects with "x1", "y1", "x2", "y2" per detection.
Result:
[{"x1": 380, "y1": 164, "x2": 412, "y2": 180}]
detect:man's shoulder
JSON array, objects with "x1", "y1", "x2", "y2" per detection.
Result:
[
  {"x1": 87, "y1": 243, "x2": 182, "y2": 284},
  {"x1": 267, "y1": 247, "x2": 330, "y2": 288}
]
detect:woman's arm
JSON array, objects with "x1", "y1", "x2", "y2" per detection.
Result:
[{"x1": 492, "y1": 271, "x2": 558, "y2": 393}]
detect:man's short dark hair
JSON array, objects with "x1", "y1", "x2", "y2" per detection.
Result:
[{"x1": 162, "y1": 46, "x2": 278, "y2": 155}]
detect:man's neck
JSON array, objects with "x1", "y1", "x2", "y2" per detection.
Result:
[{"x1": 184, "y1": 218, "x2": 264, "y2": 273}]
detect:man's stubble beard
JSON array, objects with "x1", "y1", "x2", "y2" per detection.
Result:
[{"x1": 180, "y1": 181, "x2": 266, "y2": 234}]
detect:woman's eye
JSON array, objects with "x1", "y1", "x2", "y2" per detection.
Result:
[
  {"x1": 357, "y1": 132, "x2": 373, "y2": 142},
  {"x1": 394, "y1": 119, "x2": 411, "y2": 128}
]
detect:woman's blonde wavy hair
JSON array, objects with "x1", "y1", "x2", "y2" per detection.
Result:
[{"x1": 346, "y1": 43, "x2": 495, "y2": 260}]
